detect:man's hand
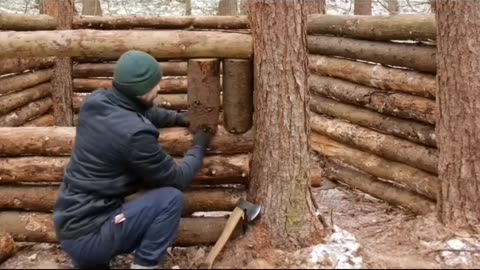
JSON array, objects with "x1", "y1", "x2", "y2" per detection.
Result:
[
  {"x1": 193, "y1": 126, "x2": 214, "y2": 149},
  {"x1": 175, "y1": 112, "x2": 190, "y2": 127}
]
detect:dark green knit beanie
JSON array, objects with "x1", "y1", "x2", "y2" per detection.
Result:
[{"x1": 113, "y1": 50, "x2": 162, "y2": 97}]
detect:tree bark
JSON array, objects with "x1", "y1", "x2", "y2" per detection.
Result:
[
  {"x1": 0, "y1": 57, "x2": 55, "y2": 76},
  {"x1": 0, "y1": 83, "x2": 51, "y2": 115},
  {"x1": 248, "y1": 0, "x2": 324, "y2": 249},
  {"x1": 73, "y1": 78, "x2": 187, "y2": 94},
  {"x1": 354, "y1": 0, "x2": 372, "y2": 15},
  {"x1": 222, "y1": 59, "x2": 253, "y2": 134},
  {"x1": 73, "y1": 16, "x2": 249, "y2": 30},
  {"x1": 436, "y1": 1, "x2": 480, "y2": 233},
  {"x1": 82, "y1": 0, "x2": 102, "y2": 16},
  {"x1": 218, "y1": 0, "x2": 238, "y2": 15},
  {"x1": 310, "y1": 94, "x2": 436, "y2": 147},
  {"x1": 0, "y1": 228, "x2": 15, "y2": 264},
  {"x1": 311, "y1": 114, "x2": 438, "y2": 174},
  {"x1": 0, "y1": 98, "x2": 52, "y2": 127},
  {"x1": 0, "y1": 13, "x2": 56, "y2": 30},
  {"x1": 312, "y1": 132, "x2": 439, "y2": 199},
  {"x1": 308, "y1": 55, "x2": 436, "y2": 98},
  {"x1": 23, "y1": 114, "x2": 55, "y2": 127},
  {"x1": 0, "y1": 212, "x2": 242, "y2": 246},
  {"x1": 0, "y1": 69, "x2": 53, "y2": 95},
  {"x1": 310, "y1": 75, "x2": 437, "y2": 125},
  {"x1": 72, "y1": 62, "x2": 188, "y2": 78},
  {"x1": 304, "y1": 0, "x2": 326, "y2": 15},
  {"x1": 307, "y1": 35, "x2": 436, "y2": 73},
  {"x1": 0, "y1": 30, "x2": 253, "y2": 60},
  {"x1": 0, "y1": 126, "x2": 254, "y2": 157},
  {"x1": 321, "y1": 160, "x2": 435, "y2": 215}
]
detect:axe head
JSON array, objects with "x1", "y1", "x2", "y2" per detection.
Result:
[{"x1": 237, "y1": 198, "x2": 261, "y2": 223}]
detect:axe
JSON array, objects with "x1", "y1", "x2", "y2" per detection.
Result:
[{"x1": 200, "y1": 198, "x2": 261, "y2": 269}]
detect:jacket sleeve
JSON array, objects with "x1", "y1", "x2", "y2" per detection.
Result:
[
  {"x1": 127, "y1": 129, "x2": 205, "y2": 191},
  {"x1": 144, "y1": 107, "x2": 180, "y2": 128}
]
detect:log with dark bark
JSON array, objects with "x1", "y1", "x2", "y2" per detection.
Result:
[
  {"x1": 73, "y1": 61, "x2": 188, "y2": 78},
  {"x1": 0, "y1": 30, "x2": 253, "y2": 59},
  {"x1": 322, "y1": 160, "x2": 435, "y2": 214},
  {"x1": 0, "y1": 13, "x2": 56, "y2": 30},
  {"x1": 0, "y1": 126, "x2": 254, "y2": 156},
  {"x1": 0, "y1": 185, "x2": 245, "y2": 213},
  {"x1": 0, "y1": 97, "x2": 52, "y2": 127},
  {"x1": 0, "y1": 83, "x2": 51, "y2": 115},
  {"x1": 73, "y1": 78, "x2": 187, "y2": 94},
  {"x1": 312, "y1": 132, "x2": 439, "y2": 199},
  {"x1": 0, "y1": 228, "x2": 15, "y2": 264},
  {"x1": 310, "y1": 75, "x2": 437, "y2": 125},
  {"x1": 310, "y1": 94, "x2": 437, "y2": 147},
  {"x1": 73, "y1": 16, "x2": 249, "y2": 29},
  {"x1": 0, "y1": 69, "x2": 53, "y2": 95},
  {"x1": 311, "y1": 114, "x2": 438, "y2": 174},
  {"x1": 0, "y1": 57, "x2": 55, "y2": 76},
  {"x1": 307, "y1": 14, "x2": 436, "y2": 41},
  {"x1": 307, "y1": 35, "x2": 436, "y2": 73},
  {"x1": 222, "y1": 59, "x2": 253, "y2": 134},
  {"x1": 308, "y1": 55, "x2": 436, "y2": 98},
  {"x1": 0, "y1": 212, "x2": 242, "y2": 246},
  {"x1": 0, "y1": 154, "x2": 249, "y2": 184},
  {"x1": 23, "y1": 114, "x2": 55, "y2": 127},
  {"x1": 187, "y1": 59, "x2": 221, "y2": 133}
]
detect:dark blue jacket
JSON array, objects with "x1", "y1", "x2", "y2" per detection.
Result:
[{"x1": 53, "y1": 88, "x2": 204, "y2": 240}]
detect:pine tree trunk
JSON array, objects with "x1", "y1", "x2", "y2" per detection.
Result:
[
  {"x1": 248, "y1": 0, "x2": 324, "y2": 249},
  {"x1": 305, "y1": 0, "x2": 326, "y2": 15},
  {"x1": 354, "y1": 0, "x2": 372, "y2": 15},
  {"x1": 82, "y1": 0, "x2": 102, "y2": 16},
  {"x1": 436, "y1": 1, "x2": 480, "y2": 233}
]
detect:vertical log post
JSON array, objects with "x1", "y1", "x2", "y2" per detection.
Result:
[
  {"x1": 43, "y1": 0, "x2": 75, "y2": 126},
  {"x1": 187, "y1": 59, "x2": 221, "y2": 133},
  {"x1": 223, "y1": 59, "x2": 253, "y2": 134}
]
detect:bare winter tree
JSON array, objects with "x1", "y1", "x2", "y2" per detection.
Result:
[
  {"x1": 386, "y1": 0, "x2": 400, "y2": 14},
  {"x1": 218, "y1": 0, "x2": 237, "y2": 15},
  {"x1": 82, "y1": 0, "x2": 102, "y2": 16},
  {"x1": 354, "y1": 0, "x2": 372, "y2": 15}
]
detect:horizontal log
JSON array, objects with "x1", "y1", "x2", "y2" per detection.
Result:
[
  {"x1": 0, "y1": 57, "x2": 55, "y2": 76},
  {"x1": 0, "y1": 185, "x2": 245, "y2": 213},
  {"x1": 308, "y1": 55, "x2": 436, "y2": 98},
  {"x1": 0, "y1": 228, "x2": 15, "y2": 264},
  {"x1": 73, "y1": 61, "x2": 187, "y2": 78},
  {"x1": 73, "y1": 78, "x2": 187, "y2": 94},
  {"x1": 0, "y1": 14, "x2": 56, "y2": 31},
  {"x1": 0, "y1": 97, "x2": 52, "y2": 127},
  {"x1": 73, "y1": 15, "x2": 249, "y2": 30},
  {"x1": 0, "y1": 69, "x2": 53, "y2": 95},
  {"x1": 311, "y1": 114, "x2": 438, "y2": 174},
  {"x1": 312, "y1": 132, "x2": 438, "y2": 199},
  {"x1": 322, "y1": 159, "x2": 435, "y2": 215},
  {"x1": 307, "y1": 35, "x2": 436, "y2": 73},
  {"x1": 0, "y1": 126, "x2": 254, "y2": 156},
  {"x1": 0, "y1": 212, "x2": 241, "y2": 246},
  {"x1": 310, "y1": 75, "x2": 436, "y2": 125},
  {"x1": 0, "y1": 154, "x2": 249, "y2": 184},
  {"x1": 23, "y1": 114, "x2": 55, "y2": 127},
  {"x1": 0, "y1": 83, "x2": 51, "y2": 115},
  {"x1": 0, "y1": 30, "x2": 253, "y2": 59},
  {"x1": 310, "y1": 94, "x2": 436, "y2": 147},
  {"x1": 307, "y1": 14, "x2": 436, "y2": 41}
]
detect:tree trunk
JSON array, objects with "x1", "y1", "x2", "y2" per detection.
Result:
[
  {"x1": 0, "y1": 98, "x2": 52, "y2": 127},
  {"x1": 218, "y1": 0, "x2": 238, "y2": 15},
  {"x1": 0, "y1": 126, "x2": 254, "y2": 157},
  {"x1": 185, "y1": 0, "x2": 192, "y2": 15},
  {"x1": 307, "y1": 35, "x2": 436, "y2": 73},
  {"x1": 436, "y1": 1, "x2": 480, "y2": 233},
  {"x1": 82, "y1": 0, "x2": 102, "y2": 16},
  {"x1": 248, "y1": 0, "x2": 324, "y2": 249},
  {"x1": 0, "y1": 69, "x2": 53, "y2": 95},
  {"x1": 386, "y1": 0, "x2": 400, "y2": 15},
  {"x1": 310, "y1": 94, "x2": 436, "y2": 147},
  {"x1": 308, "y1": 55, "x2": 436, "y2": 98},
  {"x1": 0, "y1": 83, "x2": 51, "y2": 115},
  {"x1": 72, "y1": 62, "x2": 188, "y2": 78},
  {"x1": 430, "y1": 0, "x2": 436, "y2": 13},
  {"x1": 0, "y1": 228, "x2": 16, "y2": 264},
  {"x1": 73, "y1": 78, "x2": 187, "y2": 94},
  {"x1": 310, "y1": 75, "x2": 437, "y2": 125},
  {"x1": 354, "y1": 0, "x2": 372, "y2": 15},
  {"x1": 0, "y1": 57, "x2": 55, "y2": 76},
  {"x1": 311, "y1": 114, "x2": 438, "y2": 174},
  {"x1": 304, "y1": 0, "x2": 326, "y2": 14},
  {"x1": 23, "y1": 114, "x2": 55, "y2": 127}
]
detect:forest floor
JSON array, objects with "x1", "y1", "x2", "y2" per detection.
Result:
[{"x1": 2, "y1": 179, "x2": 480, "y2": 269}]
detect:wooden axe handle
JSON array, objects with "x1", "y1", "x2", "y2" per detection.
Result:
[{"x1": 200, "y1": 207, "x2": 244, "y2": 269}]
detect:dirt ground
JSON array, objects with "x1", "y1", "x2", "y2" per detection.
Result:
[{"x1": 2, "y1": 179, "x2": 480, "y2": 269}]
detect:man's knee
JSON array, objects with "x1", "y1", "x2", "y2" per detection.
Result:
[{"x1": 149, "y1": 187, "x2": 185, "y2": 213}]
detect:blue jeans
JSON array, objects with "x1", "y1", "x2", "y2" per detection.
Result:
[{"x1": 60, "y1": 187, "x2": 185, "y2": 269}]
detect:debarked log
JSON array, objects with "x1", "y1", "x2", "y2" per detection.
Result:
[
  {"x1": 0, "y1": 126, "x2": 254, "y2": 156},
  {"x1": 307, "y1": 35, "x2": 436, "y2": 73},
  {"x1": 73, "y1": 61, "x2": 187, "y2": 78},
  {"x1": 309, "y1": 75, "x2": 437, "y2": 125},
  {"x1": 0, "y1": 69, "x2": 53, "y2": 95},
  {"x1": 0, "y1": 212, "x2": 242, "y2": 246},
  {"x1": 0, "y1": 97, "x2": 52, "y2": 127},
  {"x1": 0, "y1": 83, "x2": 51, "y2": 115},
  {"x1": 0, "y1": 30, "x2": 253, "y2": 59},
  {"x1": 311, "y1": 114, "x2": 438, "y2": 174},
  {"x1": 322, "y1": 159, "x2": 435, "y2": 215},
  {"x1": 73, "y1": 78, "x2": 188, "y2": 94},
  {"x1": 23, "y1": 114, "x2": 55, "y2": 127},
  {"x1": 0, "y1": 14, "x2": 56, "y2": 30},
  {"x1": 312, "y1": 132, "x2": 439, "y2": 199},
  {"x1": 310, "y1": 94, "x2": 436, "y2": 147},
  {"x1": 0, "y1": 57, "x2": 55, "y2": 76},
  {"x1": 308, "y1": 55, "x2": 436, "y2": 98}
]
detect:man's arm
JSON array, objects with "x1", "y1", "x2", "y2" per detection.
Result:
[{"x1": 144, "y1": 107, "x2": 188, "y2": 128}]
